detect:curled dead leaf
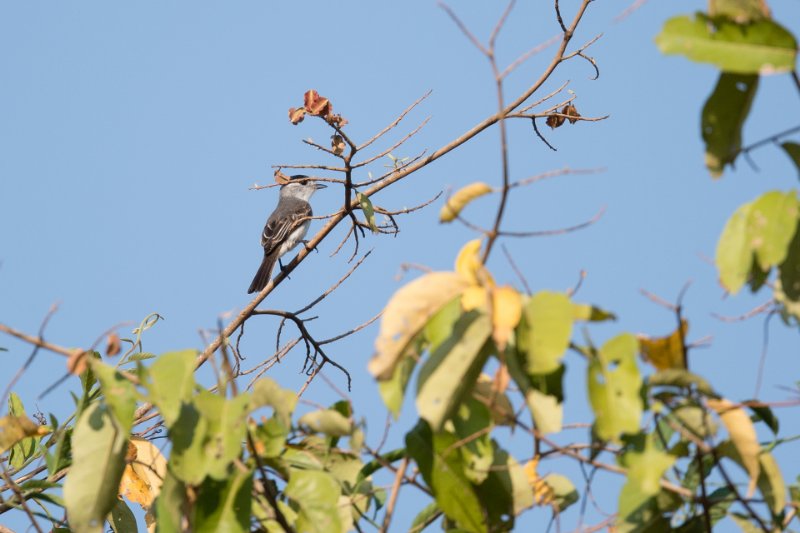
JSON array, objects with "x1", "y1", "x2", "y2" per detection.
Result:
[
  {"x1": 440, "y1": 182, "x2": 493, "y2": 223},
  {"x1": 288, "y1": 107, "x2": 306, "y2": 125},
  {"x1": 304, "y1": 89, "x2": 331, "y2": 117},
  {"x1": 546, "y1": 113, "x2": 565, "y2": 129},
  {"x1": 562, "y1": 104, "x2": 581, "y2": 124},
  {"x1": 67, "y1": 348, "x2": 88, "y2": 375},
  {"x1": 331, "y1": 134, "x2": 345, "y2": 156},
  {"x1": 105, "y1": 332, "x2": 121, "y2": 357},
  {"x1": 274, "y1": 169, "x2": 291, "y2": 185}
]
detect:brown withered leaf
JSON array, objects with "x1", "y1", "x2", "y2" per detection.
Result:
[
  {"x1": 331, "y1": 134, "x2": 345, "y2": 156},
  {"x1": 67, "y1": 348, "x2": 88, "y2": 375},
  {"x1": 304, "y1": 89, "x2": 331, "y2": 117},
  {"x1": 546, "y1": 113, "x2": 565, "y2": 129},
  {"x1": 288, "y1": 107, "x2": 306, "y2": 125},
  {"x1": 106, "y1": 332, "x2": 121, "y2": 357},
  {"x1": 562, "y1": 104, "x2": 581, "y2": 124},
  {"x1": 274, "y1": 169, "x2": 291, "y2": 185},
  {"x1": 328, "y1": 114, "x2": 348, "y2": 128}
]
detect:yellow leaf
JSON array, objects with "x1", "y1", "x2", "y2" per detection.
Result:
[
  {"x1": 454, "y1": 239, "x2": 494, "y2": 287},
  {"x1": 118, "y1": 437, "x2": 167, "y2": 510},
  {"x1": 0, "y1": 415, "x2": 50, "y2": 454},
  {"x1": 440, "y1": 182, "x2": 493, "y2": 222},
  {"x1": 462, "y1": 286, "x2": 488, "y2": 311},
  {"x1": 523, "y1": 458, "x2": 553, "y2": 506},
  {"x1": 369, "y1": 272, "x2": 469, "y2": 380},
  {"x1": 638, "y1": 319, "x2": 689, "y2": 371},
  {"x1": 707, "y1": 398, "x2": 760, "y2": 497},
  {"x1": 492, "y1": 286, "x2": 522, "y2": 351}
]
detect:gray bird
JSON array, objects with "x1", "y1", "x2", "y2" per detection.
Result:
[{"x1": 248, "y1": 176, "x2": 326, "y2": 293}]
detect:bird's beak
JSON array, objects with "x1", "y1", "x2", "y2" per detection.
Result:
[{"x1": 315, "y1": 183, "x2": 328, "y2": 190}]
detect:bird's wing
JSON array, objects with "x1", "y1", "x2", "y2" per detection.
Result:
[{"x1": 261, "y1": 201, "x2": 313, "y2": 255}]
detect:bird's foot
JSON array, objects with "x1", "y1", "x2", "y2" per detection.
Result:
[
  {"x1": 302, "y1": 240, "x2": 318, "y2": 253},
  {"x1": 279, "y1": 259, "x2": 291, "y2": 279}
]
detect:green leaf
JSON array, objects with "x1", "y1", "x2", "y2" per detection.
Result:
[
  {"x1": 284, "y1": 470, "x2": 343, "y2": 533},
  {"x1": 63, "y1": 402, "x2": 129, "y2": 533},
  {"x1": 655, "y1": 14, "x2": 798, "y2": 74},
  {"x1": 194, "y1": 468, "x2": 253, "y2": 533},
  {"x1": 251, "y1": 377, "x2": 297, "y2": 427},
  {"x1": 154, "y1": 468, "x2": 187, "y2": 532},
  {"x1": 748, "y1": 190, "x2": 799, "y2": 270},
  {"x1": 91, "y1": 360, "x2": 137, "y2": 434},
  {"x1": 298, "y1": 409, "x2": 353, "y2": 437},
  {"x1": 146, "y1": 349, "x2": 197, "y2": 427},
  {"x1": 717, "y1": 202, "x2": 755, "y2": 294},
  {"x1": 451, "y1": 399, "x2": 493, "y2": 484},
  {"x1": 518, "y1": 291, "x2": 574, "y2": 375},
  {"x1": 254, "y1": 416, "x2": 289, "y2": 458},
  {"x1": 378, "y1": 349, "x2": 418, "y2": 419},
  {"x1": 617, "y1": 434, "x2": 676, "y2": 533},
  {"x1": 109, "y1": 499, "x2": 138, "y2": 533},
  {"x1": 782, "y1": 142, "x2": 800, "y2": 178},
  {"x1": 8, "y1": 393, "x2": 40, "y2": 469},
  {"x1": 543, "y1": 473, "x2": 579, "y2": 512},
  {"x1": 406, "y1": 421, "x2": 486, "y2": 532},
  {"x1": 416, "y1": 311, "x2": 492, "y2": 431},
  {"x1": 166, "y1": 400, "x2": 208, "y2": 485},
  {"x1": 744, "y1": 400, "x2": 779, "y2": 434},
  {"x1": 474, "y1": 444, "x2": 533, "y2": 529},
  {"x1": 709, "y1": 0, "x2": 770, "y2": 23},
  {"x1": 779, "y1": 220, "x2": 800, "y2": 301},
  {"x1": 379, "y1": 298, "x2": 460, "y2": 419},
  {"x1": 702, "y1": 73, "x2": 758, "y2": 177},
  {"x1": 648, "y1": 369, "x2": 717, "y2": 397},
  {"x1": 410, "y1": 501, "x2": 441, "y2": 532},
  {"x1": 506, "y1": 343, "x2": 565, "y2": 434},
  {"x1": 588, "y1": 334, "x2": 643, "y2": 442},
  {"x1": 573, "y1": 303, "x2": 617, "y2": 322},
  {"x1": 356, "y1": 192, "x2": 378, "y2": 233},
  {"x1": 729, "y1": 512, "x2": 763, "y2": 532},
  {"x1": 194, "y1": 390, "x2": 252, "y2": 480}
]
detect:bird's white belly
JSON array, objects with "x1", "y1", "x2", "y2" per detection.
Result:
[{"x1": 278, "y1": 220, "x2": 311, "y2": 257}]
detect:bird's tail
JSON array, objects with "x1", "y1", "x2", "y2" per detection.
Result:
[{"x1": 247, "y1": 252, "x2": 278, "y2": 294}]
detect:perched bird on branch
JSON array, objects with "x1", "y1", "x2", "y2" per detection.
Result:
[{"x1": 248, "y1": 175, "x2": 326, "y2": 293}]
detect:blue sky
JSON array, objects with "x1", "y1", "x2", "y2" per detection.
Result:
[{"x1": 2, "y1": 1, "x2": 799, "y2": 531}]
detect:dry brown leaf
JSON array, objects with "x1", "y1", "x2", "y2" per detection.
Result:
[
  {"x1": 0, "y1": 415, "x2": 50, "y2": 454},
  {"x1": 288, "y1": 107, "x2": 306, "y2": 125},
  {"x1": 105, "y1": 332, "x2": 121, "y2": 357},
  {"x1": 439, "y1": 182, "x2": 493, "y2": 223},
  {"x1": 118, "y1": 436, "x2": 167, "y2": 510},
  {"x1": 546, "y1": 113, "x2": 565, "y2": 129},
  {"x1": 638, "y1": 319, "x2": 689, "y2": 371},
  {"x1": 707, "y1": 398, "x2": 760, "y2": 497},
  {"x1": 304, "y1": 89, "x2": 331, "y2": 117},
  {"x1": 274, "y1": 169, "x2": 291, "y2": 185},
  {"x1": 369, "y1": 272, "x2": 469, "y2": 380},
  {"x1": 491, "y1": 286, "x2": 522, "y2": 351},
  {"x1": 562, "y1": 104, "x2": 581, "y2": 124},
  {"x1": 331, "y1": 134, "x2": 345, "y2": 156},
  {"x1": 67, "y1": 348, "x2": 88, "y2": 375}
]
